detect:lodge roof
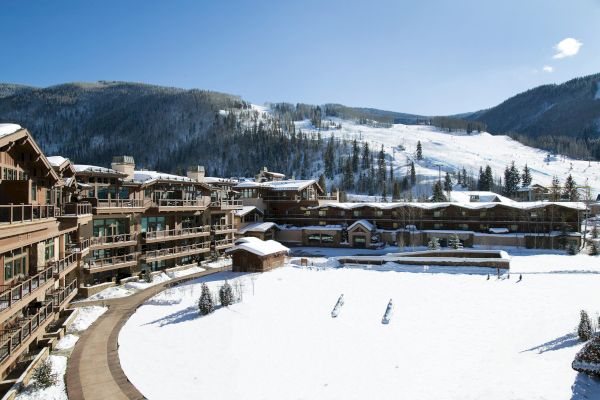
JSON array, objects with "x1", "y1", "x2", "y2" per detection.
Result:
[{"x1": 226, "y1": 239, "x2": 289, "y2": 257}]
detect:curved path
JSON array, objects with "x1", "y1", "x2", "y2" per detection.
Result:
[{"x1": 66, "y1": 267, "x2": 230, "y2": 400}]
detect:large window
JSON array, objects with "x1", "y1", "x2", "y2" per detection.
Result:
[
  {"x1": 3, "y1": 248, "x2": 27, "y2": 281},
  {"x1": 45, "y1": 238, "x2": 55, "y2": 261},
  {"x1": 141, "y1": 216, "x2": 165, "y2": 233},
  {"x1": 93, "y1": 219, "x2": 127, "y2": 237}
]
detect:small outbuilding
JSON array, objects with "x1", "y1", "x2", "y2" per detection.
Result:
[
  {"x1": 237, "y1": 221, "x2": 279, "y2": 241},
  {"x1": 226, "y1": 238, "x2": 289, "y2": 272}
]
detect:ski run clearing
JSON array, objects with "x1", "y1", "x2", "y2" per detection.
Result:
[
  {"x1": 293, "y1": 118, "x2": 600, "y2": 196},
  {"x1": 119, "y1": 253, "x2": 600, "y2": 400}
]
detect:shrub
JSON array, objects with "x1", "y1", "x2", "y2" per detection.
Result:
[
  {"x1": 578, "y1": 310, "x2": 593, "y2": 341},
  {"x1": 567, "y1": 242, "x2": 579, "y2": 255},
  {"x1": 143, "y1": 270, "x2": 153, "y2": 283},
  {"x1": 427, "y1": 237, "x2": 441, "y2": 250},
  {"x1": 219, "y1": 281, "x2": 235, "y2": 307},
  {"x1": 588, "y1": 241, "x2": 599, "y2": 256},
  {"x1": 33, "y1": 359, "x2": 57, "y2": 389},
  {"x1": 198, "y1": 283, "x2": 214, "y2": 315},
  {"x1": 448, "y1": 234, "x2": 463, "y2": 250}
]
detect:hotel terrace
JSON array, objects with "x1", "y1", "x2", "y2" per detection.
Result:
[{"x1": 0, "y1": 123, "x2": 588, "y2": 383}]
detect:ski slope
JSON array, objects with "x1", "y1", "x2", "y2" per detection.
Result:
[
  {"x1": 295, "y1": 118, "x2": 600, "y2": 196},
  {"x1": 119, "y1": 255, "x2": 600, "y2": 400}
]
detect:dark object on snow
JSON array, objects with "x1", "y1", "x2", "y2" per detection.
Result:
[
  {"x1": 486, "y1": 274, "x2": 490, "y2": 280},
  {"x1": 382, "y1": 299, "x2": 394, "y2": 324},
  {"x1": 331, "y1": 294, "x2": 345, "y2": 318},
  {"x1": 517, "y1": 274, "x2": 522, "y2": 282}
]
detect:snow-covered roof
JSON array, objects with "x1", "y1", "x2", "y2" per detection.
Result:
[
  {"x1": 238, "y1": 222, "x2": 278, "y2": 234},
  {"x1": 226, "y1": 239, "x2": 289, "y2": 257},
  {"x1": 348, "y1": 219, "x2": 375, "y2": 232},
  {"x1": 203, "y1": 177, "x2": 238, "y2": 184},
  {"x1": 489, "y1": 227, "x2": 510, "y2": 234},
  {"x1": 0, "y1": 123, "x2": 22, "y2": 138},
  {"x1": 234, "y1": 179, "x2": 317, "y2": 192},
  {"x1": 235, "y1": 206, "x2": 263, "y2": 217},
  {"x1": 47, "y1": 156, "x2": 69, "y2": 167},
  {"x1": 279, "y1": 224, "x2": 343, "y2": 231},
  {"x1": 234, "y1": 236, "x2": 264, "y2": 245},
  {"x1": 133, "y1": 170, "x2": 193, "y2": 184},
  {"x1": 74, "y1": 164, "x2": 122, "y2": 175},
  {"x1": 449, "y1": 191, "x2": 514, "y2": 204},
  {"x1": 314, "y1": 201, "x2": 586, "y2": 211}
]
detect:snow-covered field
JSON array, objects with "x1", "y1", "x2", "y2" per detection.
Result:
[
  {"x1": 119, "y1": 255, "x2": 600, "y2": 400},
  {"x1": 295, "y1": 118, "x2": 600, "y2": 195}
]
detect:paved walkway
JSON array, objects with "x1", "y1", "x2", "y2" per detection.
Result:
[{"x1": 66, "y1": 267, "x2": 230, "y2": 400}]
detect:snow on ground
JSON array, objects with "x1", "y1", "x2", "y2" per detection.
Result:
[
  {"x1": 16, "y1": 306, "x2": 108, "y2": 400},
  {"x1": 67, "y1": 306, "x2": 107, "y2": 333},
  {"x1": 296, "y1": 118, "x2": 600, "y2": 195},
  {"x1": 120, "y1": 256, "x2": 600, "y2": 400},
  {"x1": 82, "y1": 259, "x2": 231, "y2": 301},
  {"x1": 15, "y1": 355, "x2": 67, "y2": 400}
]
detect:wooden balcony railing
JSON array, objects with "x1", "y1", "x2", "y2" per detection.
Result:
[
  {"x1": 0, "y1": 204, "x2": 58, "y2": 225},
  {"x1": 96, "y1": 199, "x2": 146, "y2": 208},
  {"x1": 85, "y1": 253, "x2": 138, "y2": 271},
  {"x1": 317, "y1": 195, "x2": 338, "y2": 201},
  {"x1": 211, "y1": 224, "x2": 235, "y2": 232},
  {"x1": 61, "y1": 202, "x2": 92, "y2": 216},
  {"x1": 90, "y1": 233, "x2": 137, "y2": 247},
  {"x1": 213, "y1": 238, "x2": 235, "y2": 248},
  {"x1": 144, "y1": 226, "x2": 211, "y2": 240},
  {"x1": 50, "y1": 279, "x2": 78, "y2": 309},
  {"x1": 0, "y1": 302, "x2": 54, "y2": 364},
  {"x1": 210, "y1": 199, "x2": 243, "y2": 209},
  {"x1": 49, "y1": 252, "x2": 79, "y2": 276},
  {"x1": 155, "y1": 199, "x2": 210, "y2": 208},
  {"x1": 0, "y1": 265, "x2": 55, "y2": 312},
  {"x1": 142, "y1": 242, "x2": 211, "y2": 260}
]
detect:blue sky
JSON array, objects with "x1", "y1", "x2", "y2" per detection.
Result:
[{"x1": 1, "y1": 0, "x2": 599, "y2": 115}]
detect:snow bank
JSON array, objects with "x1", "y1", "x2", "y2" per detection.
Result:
[
  {"x1": 86, "y1": 286, "x2": 133, "y2": 301},
  {"x1": 54, "y1": 334, "x2": 79, "y2": 350},
  {"x1": 67, "y1": 306, "x2": 107, "y2": 333}
]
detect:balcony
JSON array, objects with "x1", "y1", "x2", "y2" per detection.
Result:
[
  {"x1": 49, "y1": 279, "x2": 78, "y2": 310},
  {"x1": 143, "y1": 226, "x2": 211, "y2": 243},
  {"x1": 49, "y1": 252, "x2": 79, "y2": 278},
  {"x1": 211, "y1": 224, "x2": 236, "y2": 234},
  {"x1": 210, "y1": 199, "x2": 243, "y2": 210},
  {"x1": 213, "y1": 238, "x2": 235, "y2": 250},
  {"x1": 0, "y1": 204, "x2": 58, "y2": 226},
  {"x1": 91, "y1": 198, "x2": 148, "y2": 214},
  {"x1": 85, "y1": 253, "x2": 138, "y2": 273},
  {"x1": 90, "y1": 233, "x2": 138, "y2": 250},
  {"x1": 154, "y1": 198, "x2": 210, "y2": 211},
  {"x1": 0, "y1": 302, "x2": 54, "y2": 370},
  {"x1": 65, "y1": 238, "x2": 91, "y2": 256},
  {"x1": 60, "y1": 202, "x2": 92, "y2": 217},
  {"x1": 0, "y1": 265, "x2": 55, "y2": 323},
  {"x1": 142, "y1": 242, "x2": 211, "y2": 263}
]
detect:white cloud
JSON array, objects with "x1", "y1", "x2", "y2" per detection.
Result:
[
  {"x1": 553, "y1": 38, "x2": 582, "y2": 59},
  {"x1": 542, "y1": 65, "x2": 554, "y2": 73}
]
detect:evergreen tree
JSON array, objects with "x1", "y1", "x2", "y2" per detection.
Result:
[
  {"x1": 591, "y1": 225, "x2": 599, "y2": 239},
  {"x1": 578, "y1": 310, "x2": 593, "y2": 341},
  {"x1": 416, "y1": 141, "x2": 423, "y2": 160},
  {"x1": 588, "y1": 240, "x2": 599, "y2": 256},
  {"x1": 448, "y1": 233, "x2": 463, "y2": 249},
  {"x1": 392, "y1": 180, "x2": 401, "y2": 200},
  {"x1": 198, "y1": 283, "x2": 214, "y2": 315},
  {"x1": 503, "y1": 162, "x2": 521, "y2": 198},
  {"x1": 477, "y1": 167, "x2": 484, "y2": 190},
  {"x1": 389, "y1": 162, "x2": 394, "y2": 184},
  {"x1": 324, "y1": 135, "x2": 335, "y2": 178},
  {"x1": 342, "y1": 157, "x2": 354, "y2": 190},
  {"x1": 563, "y1": 174, "x2": 579, "y2": 201},
  {"x1": 219, "y1": 281, "x2": 235, "y2": 307},
  {"x1": 33, "y1": 359, "x2": 57, "y2": 389},
  {"x1": 361, "y1": 142, "x2": 370, "y2": 170},
  {"x1": 410, "y1": 162, "x2": 416, "y2": 186},
  {"x1": 550, "y1": 176, "x2": 561, "y2": 201},
  {"x1": 484, "y1": 165, "x2": 494, "y2": 191},
  {"x1": 377, "y1": 145, "x2": 386, "y2": 183},
  {"x1": 351, "y1": 139, "x2": 360, "y2": 172},
  {"x1": 521, "y1": 164, "x2": 532, "y2": 187},
  {"x1": 567, "y1": 241, "x2": 579, "y2": 255},
  {"x1": 382, "y1": 181, "x2": 388, "y2": 200},
  {"x1": 443, "y1": 172, "x2": 453, "y2": 197},
  {"x1": 431, "y1": 181, "x2": 446, "y2": 202},
  {"x1": 427, "y1": 237, "x2": 441, "y2": 250},
  {"x1": 318, "y1": 174, "x2": 327, "y2": 193}
]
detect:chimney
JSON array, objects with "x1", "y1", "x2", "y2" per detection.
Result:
[
  {"x1": 187, "y1": 165, "x2": 205, "y2": 182},
  {"x1": 111, "y1": 156, "x2": 135, "y2": 181}
]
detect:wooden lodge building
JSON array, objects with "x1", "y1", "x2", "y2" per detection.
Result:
[{"x1": 227, "y1": 237, "x2": 289, "y2": 273}]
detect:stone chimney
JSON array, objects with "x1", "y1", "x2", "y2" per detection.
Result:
[
  {"x1": 111, "y1": 156, "x2": 135, "y2": 181},
  {"x1": 187, "y1": 165, "x2": 205, "y2": 182}
]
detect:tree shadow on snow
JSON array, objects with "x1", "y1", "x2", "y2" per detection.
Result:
[
  {"x1": 570, "y1": 372, "x2": 600, "y2": 400},
  {"x1": 143, "y1": 305, "x2": 200, "y2": 327},
  {"x1": 521, "y1": 332, "x2": 580, "y2": 354}
]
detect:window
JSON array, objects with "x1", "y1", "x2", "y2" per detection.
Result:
[
  {"x1": 434, "y1": 223, "x2": 442, "y2": 229},
  {"x1": 141, "y1": 216, "x2": 165, "y2": 233},
  {"x1": 433, "y1": 211, "x2": 441, "y2": 218},
  {"x1": 353, "y1": 210, "x2": 361, "y2": 217},
  {"x1": 45, "y1": 238, "x2": 55, "y2": 261},
  {"x1": 459, "y1": 224, "x2": 469, "y2": 230},
  {"x1": 319, "y1": 220, "x2": 326, "y2": 226},
  {"x1": 511, "y1": 224, "x2": 518, "y2": 231},
  {"x1": 4, "y1": 261, "x2": 12, "y2": 280},
  {"x1": 321, "y1": 234, "x2": 334, "y2": 243},
  {"x1": 318, "y1": 210, "x2": 326, "y2": 216},
  {"x1": 393, "y1": 222, "x2": 398, "y2": 229},
  {"x1": 31, "y1": 182, "x2": 37, "y2": 201},
  {"x1": 480, "y1": 211, "x2": 487, "y2": 218},
  {"x1": 93, "y1": 219, "x2": 127, "y2": 237},
  {"x1": 3, "y1": 248, "x2": 28, "y2": 281}
]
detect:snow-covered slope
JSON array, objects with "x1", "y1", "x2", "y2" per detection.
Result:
[{"x1": 294, "y1": 118, "x2": 600, "y2": 195}]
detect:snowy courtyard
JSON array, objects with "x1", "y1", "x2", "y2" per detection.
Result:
[{"x1": 119, "y1": 254, "x2": 600, "y2": 400}]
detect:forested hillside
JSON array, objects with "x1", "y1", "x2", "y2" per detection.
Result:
[{"x1": 470, "y1": 73, "x2": 600, "y2": 159}]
